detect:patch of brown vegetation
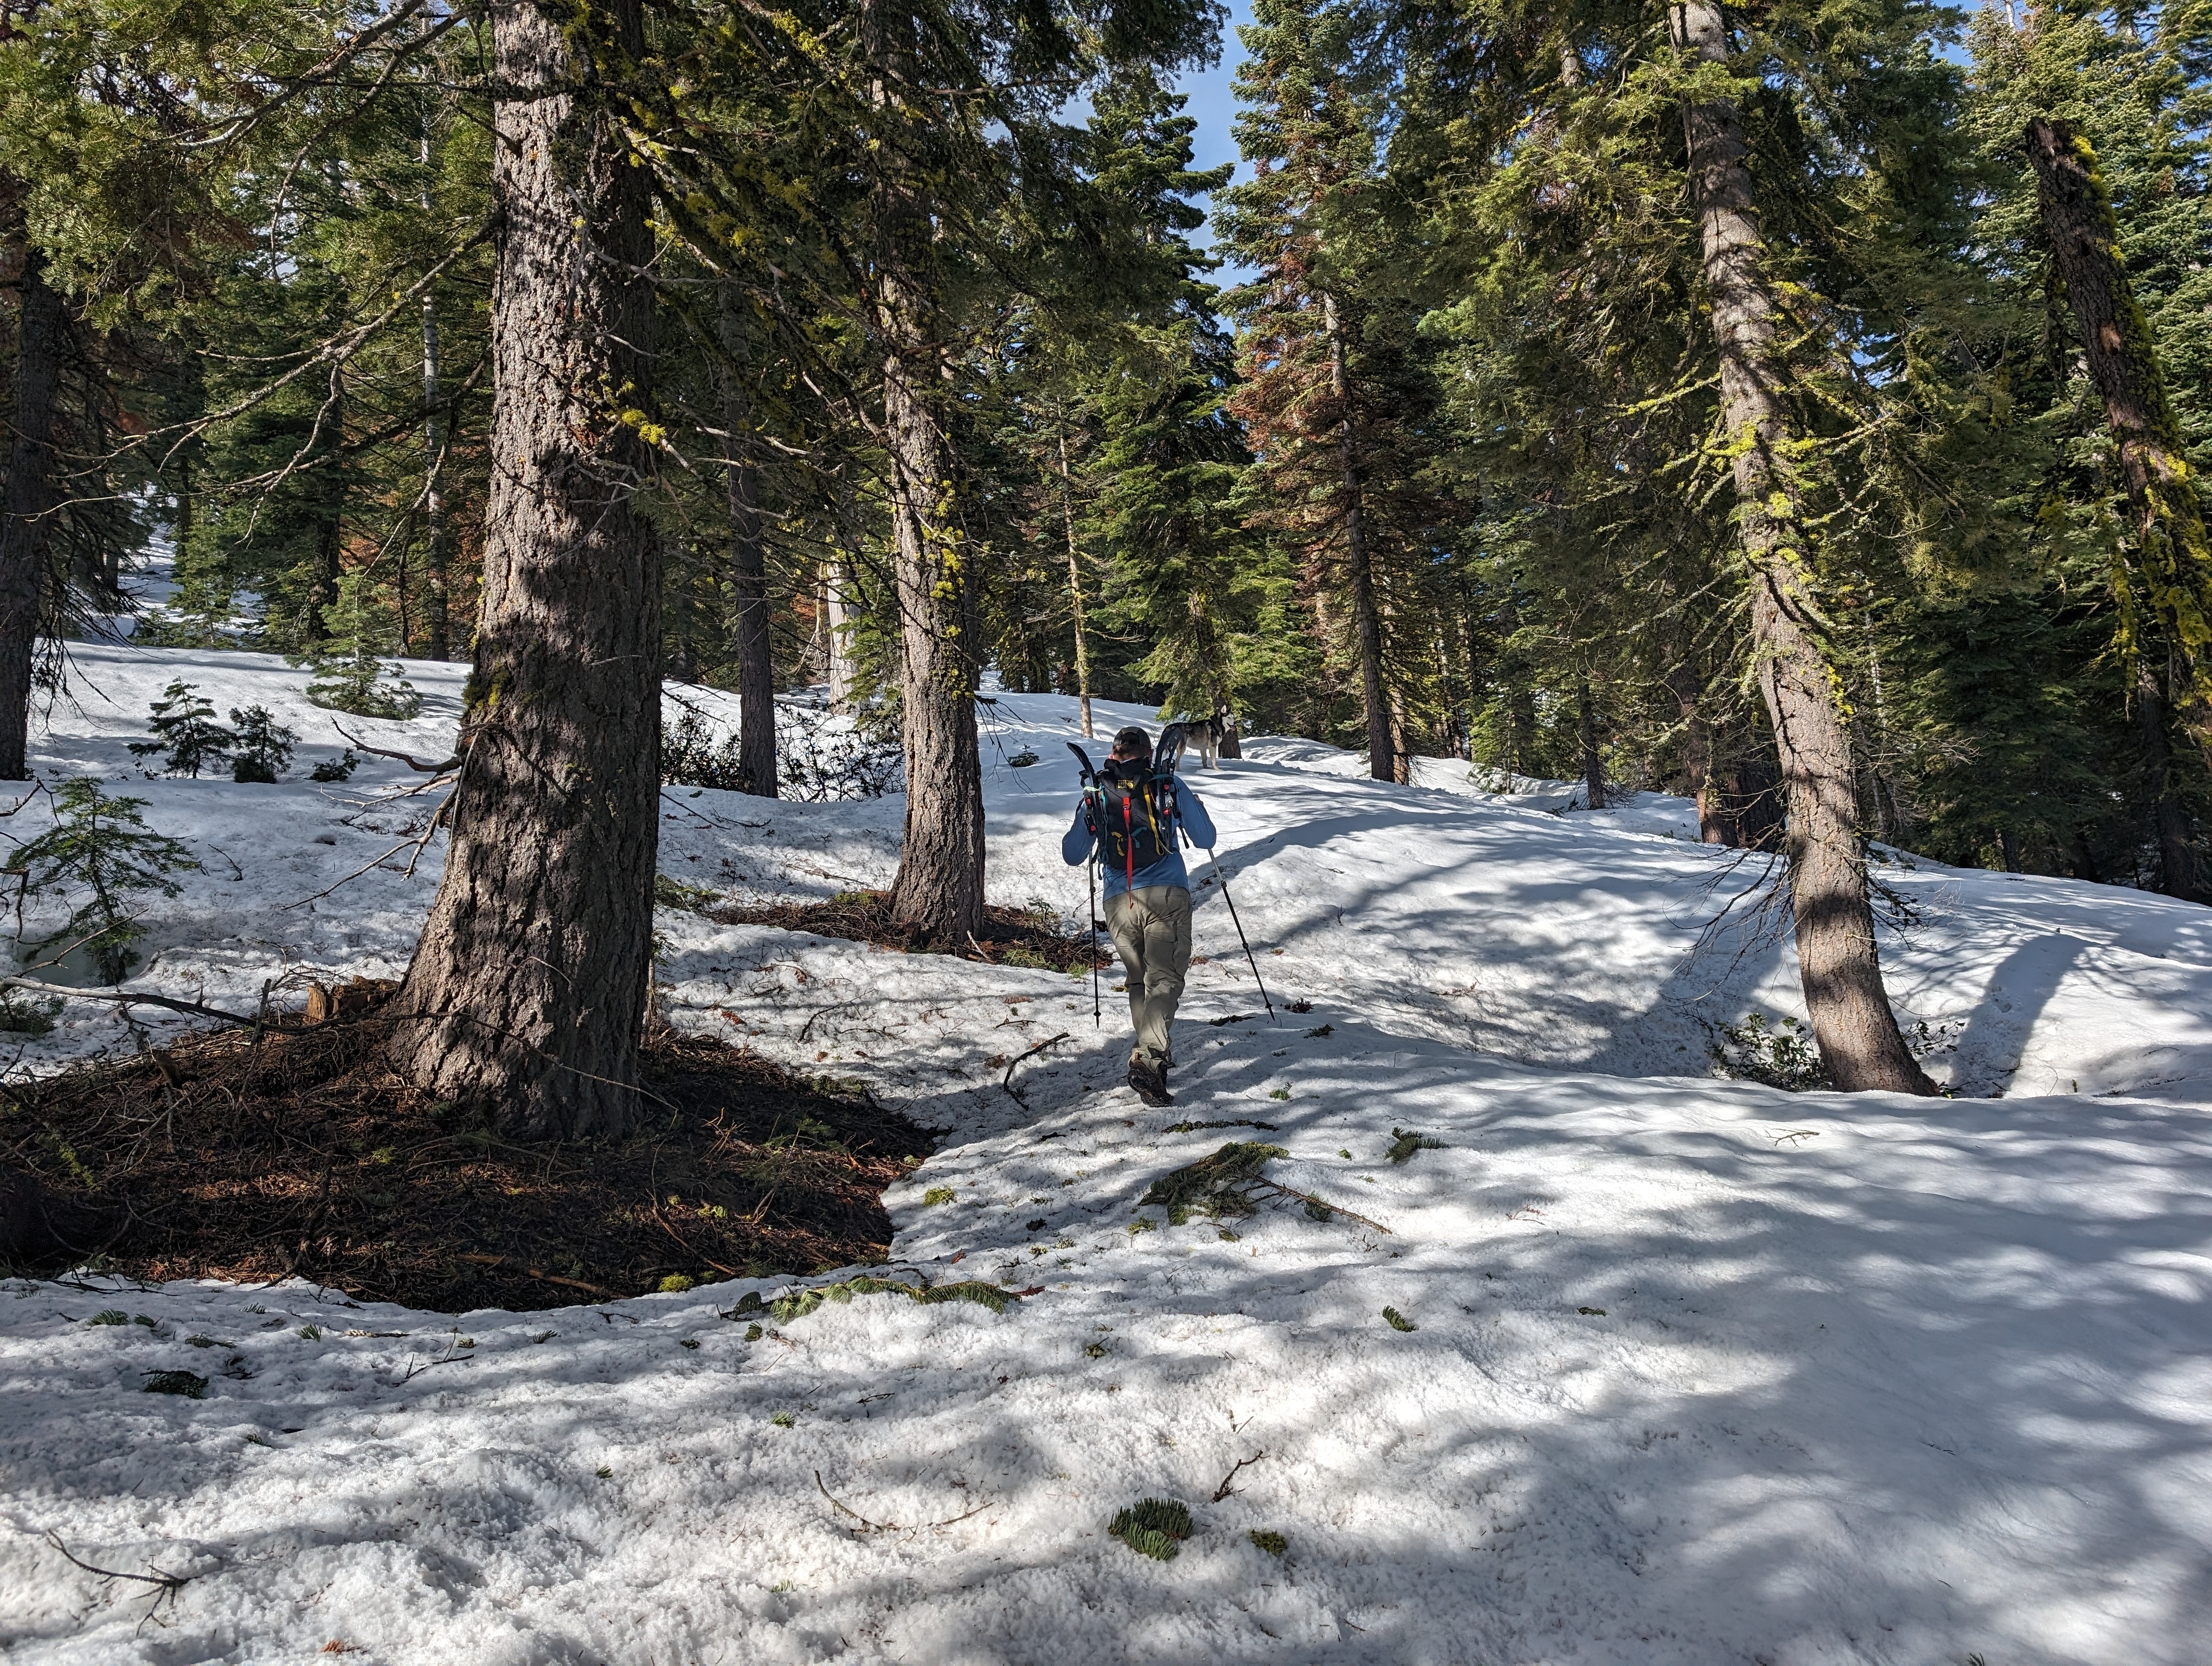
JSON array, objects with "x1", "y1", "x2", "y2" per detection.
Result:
[
  {"x1": 718, "y1": 888, "x2": 1108, "y2": 973},
  {"x1": 0, "y1": 1018, "x2": 930, "y2": 1312}
]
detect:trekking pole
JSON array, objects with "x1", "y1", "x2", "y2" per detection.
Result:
[
  {"x1": 1205, "y1": 845, "x2": 1276, "y2": 1022},
  {"x1": 1086, "y1": 854, "x2": 1101, "y2": 1027}
]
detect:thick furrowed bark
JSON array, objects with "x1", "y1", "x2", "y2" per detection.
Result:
[
  {"x1": 0, "y1": 242, "x2": 62, "y2": 782},
  {"x1": 1671, "y1": 0, "x2": 1932, "y2": 1093},
  {"x1": 1323, "y1": 292, "x2": 1393, "y2": 783},
  {"x1": 388, "y1": 0, "x2": 660, "y2": 1141},
  {"x1": 879, "y1": 312, "x2": 985, "y2": 940},
  {"x1": 2137, "y1": 661, "x2": 2201, "y2": 898},
  {"x1": 1577, "y1": 678, "x2": 1607, "y2": 810},
  {"x1": 869, "y1": 0, "x2": 985, "y2": 942}
]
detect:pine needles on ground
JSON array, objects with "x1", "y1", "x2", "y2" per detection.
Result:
[
  {"x1": 1139, "y1": 1141, "x2": 1392, "y2": 1233},
  {"x1": 1386, "y1": 1128, "x2": 1445, "y2": 1164},
  {"x1": 1139, "y1": 1140, "x2": 1287, "y2": 1222},
  {"x1": 724, "y1": 1276, "x2": 1026, "y2": 1324}
]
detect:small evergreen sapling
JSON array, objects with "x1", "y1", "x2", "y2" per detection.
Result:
[
  {"x1": 299, "y1": 575, "x2": 423, "y2": 719},
  {"x1": 228, "y1": 707, "x2": 297, "y2": 783},
  {"x1": 13, "y1": 779, "x2": 198, "y2": 983},
  {"x1": 128, "y1": 682, "x2": 233, "y2": 778}
]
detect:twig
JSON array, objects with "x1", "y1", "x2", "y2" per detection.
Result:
[
  {"x1": 1256, "y1": 1180, "x2": 1394, "y2": 1235},
  {"x1": 651, "y1": 1202, "x2": 743, "y2": 1278},
  {"x1": 42, "y1": 1529, "x2": 194, "y2": 1619},
  {"x1": 333, "y1": 726, "x2": 460, "y2": 774},
  {"x1": 455, "y1": 1253, "x2": 615, "y2": 1299},
  {"x1": 0, "y1": 973, "x2": 258, "y2": 1027},
  {"x1": 275, "y1": 832, "x2": 425, "y2": 912},
  {"x1": 798, "y1": 1001, "x2": 870, "y2": 1042},
  {"x1": 816, "y1": 1469, "x2": 895, "y2": 1532},
  {"x1": 1002, "y1": 1031, "x2": 1071, "y2": 1088},
  {"x1": 813, "y1": 1470, "x2": 992, "y2": 1534},
  {"x1": 398, "y1": 1351, "x2": 475, "y2": 1383},
  {"x1": 1212, "y1": 1450, "x2": 1266, "y2": 1502}
]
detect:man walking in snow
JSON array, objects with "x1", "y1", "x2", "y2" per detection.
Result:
[{"x1": 1064, "y1": 725, "x2": 1217, "y2": 1107}]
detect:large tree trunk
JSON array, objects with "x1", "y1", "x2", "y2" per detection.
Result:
[
  {"x1": 1055, "y1": 420, "x2": 1094, "y2": 740},
  {"x1": 824, "y1": 547, "x2": 857, "y2": 713},
  {"x1": 1322, "y1": 291, "x2": 1392, "y2": 783},
  {"x1": 870, "y1": 0, "x2": 985, "y2": 941},
  {"x1": 1671, "y1": 0, "x2": 1932, "y2": 1093},
  {"x1": 0, "y1": 240, "x2": 62, "y2": 781},
  {"x1": 2028, "y1": 115, "x2": 2212, "y2": 752},
  {"x1": 719, "y1": 289, "x2": 777, "y2": 797},
  {"x1": 2137, "y1": 659, "x2": 2201, "y2": 898},
  {"x1": 1666, "y1": 661, "x2": 1731, "y2": 843},
  {"x1": 388, "y1": 0, "x2": 661, "y2": 1140},
  {"x1": 1577, "y1": 677, "x2": 1606, "y2": 810}
]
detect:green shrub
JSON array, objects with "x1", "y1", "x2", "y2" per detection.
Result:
[
  {"x1": 1248, "y1": 1529, "x2": 1288, "y2": 1556},
  {"x1": 1709, "y1": 1013, "x2": 1830, "y2": 1091},
  {"x1": 228, "y1": 706, "x2": 297, "y2": 783},
  {"x1": 15, "y1": 779, "x2": 197, "y2": 984},
  {"x1": 128, "y1": 682, "x2": 231, "y2": 777},
  {"x1": 1109, "y1": 1498, "x2": 1193, "y2": 1561}
]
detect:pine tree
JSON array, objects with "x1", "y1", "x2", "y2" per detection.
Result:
[
  {"x1": 128, "y1": 682, "x2": 233, "y2": 779},
  {"x1": 15, "y1": 778, "x2": 197, "y2": 985},
  {"x1": 229, "y1": 707, "x2": 298, "y2": 784},
  {"x1": 1219, "y1": 0, "x2": 1446, "y2": 780}
]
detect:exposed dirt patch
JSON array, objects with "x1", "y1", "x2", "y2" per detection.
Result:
[
  {"x1": 0, "y1": 1018, "x2": 930, "y2": 1312},
  {"x1": 717, "y1": 888, "x2": 1109, "y2": 973}
]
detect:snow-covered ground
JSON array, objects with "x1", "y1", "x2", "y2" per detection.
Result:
[{"x1": 4, "y1": 644, "x2": 2211, "y2": 1664}]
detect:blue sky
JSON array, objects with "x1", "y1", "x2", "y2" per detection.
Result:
[{"x1": 1172, "y1": 0, "x2": 1258, "y2": 275}]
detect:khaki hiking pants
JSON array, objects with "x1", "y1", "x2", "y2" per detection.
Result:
[{"x1": 1103, "y1": 885, "x2": 1193, "y2": 1070}]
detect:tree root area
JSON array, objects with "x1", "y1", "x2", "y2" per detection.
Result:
[
  {"x1": 719, "y1": 889, "x2": 1109, "y2": 972},
  {"x1": 1, "y1": 1019, "x2": 931, "y2": 1312}
]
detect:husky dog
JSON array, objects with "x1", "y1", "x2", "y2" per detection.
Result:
[{"x1": 1166, "y1": 707, "x2": 1239, "y2": 769}]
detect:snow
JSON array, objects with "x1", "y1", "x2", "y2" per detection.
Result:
[{"x1": 4, "y1": 644, "x2": 2211, "y2": 1664}]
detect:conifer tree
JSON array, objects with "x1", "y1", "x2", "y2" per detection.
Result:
[{"x1": 1219, "y1": 0, "x2": 1443, "y2": 779}]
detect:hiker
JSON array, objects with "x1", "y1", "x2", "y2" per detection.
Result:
[{"x1": 1064, "y1": 725, "x2": 1217, "y2": 1107}]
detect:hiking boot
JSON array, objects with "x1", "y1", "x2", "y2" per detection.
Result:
[{"x1": 1127, "y1": 1058, "x2": 1174, "y2": 1107}]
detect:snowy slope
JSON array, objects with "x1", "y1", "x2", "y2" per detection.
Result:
[{"x1": 3, "y1": 644, "x2": 2211, "y2": 1665}]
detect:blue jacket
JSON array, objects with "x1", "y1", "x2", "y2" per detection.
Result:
[{"x1": 1063, "y1": 773, "x2": 1218, "y2": 899}]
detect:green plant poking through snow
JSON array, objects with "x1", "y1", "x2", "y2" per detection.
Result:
[
  {"x1": 128, "y1": 681, "x2": 233, "y2": 778},
  {"x1": 1711, "y1": 1013, "x2": 1832, "y2": 1092},
  {"x1": 1109, "y1": 1498, "x2": 1193, "y2": 1561},
  {"x1": 14, "y1": 780, "x2": 197, "y2": 984},
  {"x1": 228, "y1": 707, "x2": 297, "y2": 783},
  {"x1": 299, "y1": 575, "x2": 423, "y2": 719}
]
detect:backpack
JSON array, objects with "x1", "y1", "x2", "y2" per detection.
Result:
[{"x1": 1094, "y1": 758, "x2": 1180, "y2": 882}]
